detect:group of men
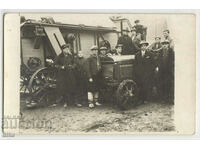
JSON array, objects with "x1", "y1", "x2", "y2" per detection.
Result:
[
  {"x1": 50, "y1": 44, "x2": 104, "y2": 108},
  {"x1": 52, "y1": 25, "x2": 174, "y2": 109},
  {"x1": 27, "y1": 20, "x2": 174, "y2": 108},
  {"x1": 116, "y1": 24, "x2": 174, "y2": 103}
]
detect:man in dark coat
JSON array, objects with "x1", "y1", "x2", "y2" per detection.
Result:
[
  {"x1": 54, "y1": 44, "x2": 77, "y2": 108},
  {"x1": 74, "y1": 51, "x2": 88, "y2": 107},
  {"x1": 134, "y1": 41, "x2": 155, "y2": 103},
  {"x1": 159, "y1": 40, "x2": 174, "y2": 103},
  {"x1": 117, "y1": 28, "x2": 134, "y2": 55},
  {"x1": 148, "y1": 36, "x2": 162, "y2": 98},
  {"x1": 85, "y1": 45, "x2": 102, "y2": 108},
  {"x1": 148, "y1": 37, "x2": 163, "y2": 98}
]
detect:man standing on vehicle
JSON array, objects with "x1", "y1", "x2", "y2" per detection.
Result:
[
  {"x1": 133, "y1": 20, "x2": 147, "y2": 41},
  {"x1": 134, "y1": 41, "x2": 155, "y2": 104},
  {"x1": 117, "y1": 27, "x2": 133, "y2": 55},
  {"x1": 131, "y1": 27, "x2": 141, "y2": 54},
  {"x1": 85, "y1": 45, "x2": 102, "y2": 108}
]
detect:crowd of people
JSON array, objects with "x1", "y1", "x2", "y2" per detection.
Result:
[{"x1": 27, "y1": 20, "x2": 174, "y2": 108}]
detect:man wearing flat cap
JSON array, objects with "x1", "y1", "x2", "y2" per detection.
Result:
[
  {"x1": 99, "y1": 46, "x2": 108, "y2": 57},
  {"x1": 149, "y1": 37, "x2": 162, "y2": 52},
  {"x1": 134, "y1": 41, "x2": 155, "y2": 103},
  {"x1": 117, "y1": 27, "x2": 134, "y2": 55},
  {"x1": 85, "y1": 45, "x2": 102, "y2": 108},
  {"x1": 158, "y1": 40, "x2": 174, "y2": 103},
  {"x1": 115, "y1": 44, "x2": 123, "y2": 55},
  {"x1": 163, "y1": 29, "x2": 174, "y2": 50},
  {"x1": 53, "y1": 43, "x2": 77, "y2": 108}
]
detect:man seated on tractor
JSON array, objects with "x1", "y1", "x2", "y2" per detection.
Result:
[
  {"x1": 115, "y1": 44, "x2": 123, "y2": 56},
  {"x1": 85, "y1": 45, "x2": 102, "y2": 108},
  {"x1": 107, "y1": 44, "x2": 123, "y2": 56}
]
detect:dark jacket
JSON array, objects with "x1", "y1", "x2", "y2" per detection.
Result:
[
  {"x1": 159, "y1": 47, "x2": 174, "y2": 75},
  {"x1": 85, "y1": 55, "x2": 101, "y2": 79},
  {"x1": 134, "y1": 50, "x2": 155, "y2": 84},
  {"x1": 132, "y1": 36, "x2": 141, "y2": 54},
  {"x1": 74, "y1": 56, "x2": 88, "y2": 92},
  {"x1": 164, "y1": 36, "x2": 174, "y2": 50},
  {"x1": 54, "y1": 53, "x2": 76, "y2": 96},
  {"x1": 117, "y1": 35, "x2": 133, "y2": 55},
  {"x1": 133, "y1": 24, "x2": 144, "y2": 35}
]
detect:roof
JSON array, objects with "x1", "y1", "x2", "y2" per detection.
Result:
[{"x1": 21, "y1": 20, "x2": 117, "y2": 33}]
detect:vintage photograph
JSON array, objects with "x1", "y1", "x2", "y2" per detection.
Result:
[
  {"x1": 3, "y1": 13, "x2": 196, "y2": 135},
  {"x1": 17, "y1": 13, "x2": 176, "y2": 134}
]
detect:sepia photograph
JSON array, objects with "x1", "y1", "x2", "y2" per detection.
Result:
[{"x1": 3, "y1": 13, "x2": 196, "y2": 135}]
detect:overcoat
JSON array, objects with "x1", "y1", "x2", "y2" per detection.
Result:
[
  {"x1": 134, "y1": 50, "x2": 155, "y2": 101},
  {"x1": 85, "y1": 55, "x2": 102, "y2": 92},
  {"x1": 54, "y1": 53, "x2": 77, "y2": 96}
]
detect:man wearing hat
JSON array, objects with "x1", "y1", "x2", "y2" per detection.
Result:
[
  {"x1": 117, "y1": 27, "x2": 134, "y2": 55},
  {"x1": 85, "y1": 45, "x2": 102, "y2": 108},
  {"x1": 163, "y1": 29, "x2": 174, "y2": 49},
  {"x1": 134, "y1": 41, "x2": 155, "y2": 103},
  {"x1": 73, "y1": 51, "x2": 88, "y2": 107},
  {"x1": 99, "y1": 46, "x2": 108, "y2": 57},
  {"x1": 149, "y1": 37, "x2": 162, "y2": 52},
  {"x1": 148, "y1": 37, "x2": 163, "y2": 99},
  {"x1": 53, "y1": 44, "x2": 77, "y2": 108},
  {"x1": 158, "y1": 40, "x2": 174, "y2": 103},
  {"x1": 115, "y1": 44, "x2": 123, "y2": 55}
]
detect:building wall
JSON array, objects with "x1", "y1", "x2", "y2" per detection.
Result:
[{"x1": 79, "y1": 31, "x2": 95, "y2": 58}]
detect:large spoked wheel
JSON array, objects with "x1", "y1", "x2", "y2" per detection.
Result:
[
  {"x1": 116, "y1": 79, "x2": 138, "y2": 110},
  {"x1": 27, "y1": 67, "x2": 57, "y2": 107}
]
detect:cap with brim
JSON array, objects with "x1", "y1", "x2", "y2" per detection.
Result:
[
  {"x1": 161, "y1": 40, "x2": 170, "y2": 44},
  {"x1": 135, "y1": 20, "x2": 140, "y2": 23},
  {"x1": 90, "y1": 45, "x2": 98, "y2": 50},
  {"x1": 115, "y1": 44, "x2": 123, "y2": 48},
  {"x1": 155, "y1": 37, "x2": 161, "y2": 40},
  {"x1": 140, "y1": 41, "x2": 149, "y2": 46},
  {"x1": 100, "y1": 47, "x2": 107, "y2": 51},
  {"x1": 61, "y1": 44, "x2": 70, "y2": 50}
]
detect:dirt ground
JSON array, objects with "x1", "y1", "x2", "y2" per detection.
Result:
[{"x1": 19, "y1": 99, "x2": 175, "y2": 134}]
